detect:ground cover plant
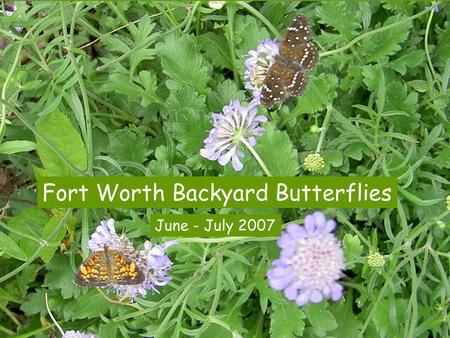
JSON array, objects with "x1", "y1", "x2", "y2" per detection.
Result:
[{"x1": 0, "y1": 1, "x2": 449, "y2": 337}]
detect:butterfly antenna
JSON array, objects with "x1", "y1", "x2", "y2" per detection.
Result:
[{"x1": 44, "y1": 292, "x2": 65, "y2": 336}]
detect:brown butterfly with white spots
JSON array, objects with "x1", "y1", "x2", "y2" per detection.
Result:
[{"x1": 261, "y1": 14, "x2": 318, "y2": 108}]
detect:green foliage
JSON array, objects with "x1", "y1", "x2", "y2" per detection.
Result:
[
  {"x1": 35, "y1": 110, "x2": 87, "y2": 176},
  {"x1": 343, "y1": 234, "x2": 363, "y2": 269},
  {"x1": 0, "y1": 231, "x2": 27, "y2": 261},
  {"x1": 156, "y1": 33, "x2": 210, "y2": 92},
  {"x1": 108, "y1": 128, "x2": 150, "y2": 164},
  {"x1": 270, "y1": 301, "x2": 306, "y2": 337},
  {"x1": 0, "y1": 1, "x2": 449, "y2": 338}
]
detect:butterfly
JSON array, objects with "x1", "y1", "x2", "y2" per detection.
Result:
[
  {"x1": 261, "y1": 14, "x2": 318, "y2": 108},
  {"x1": 74, "y1": 246, "x2": 145, "y2": 287}
]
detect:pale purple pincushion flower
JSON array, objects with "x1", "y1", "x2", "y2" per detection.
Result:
[
  {"x1": 425, "y1": 4, "x2": 440, "y2": 12},
  {"x1": 200, "y1": 99, "x2": 267, "y2": 171},
  {"x1": 244, "y1": 38, "x2": 280, "y2": 102},
  {"x1": 62, "y1": 331, "x2": 97, "y2": 338},
  {"x1": 112, "y1": 239, "x2": 177, "y2": 300},
  {"x1": 88, "y1": 219, "x2": 176, "y2": 301},
  {"x1": 88, "y1": 218, "x2": 123, "y2": 251},
  {"x1": 267, "y1": 212, "x2": 345, "y2": 306}
]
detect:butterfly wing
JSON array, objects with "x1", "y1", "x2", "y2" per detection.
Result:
[
  {"x1": 110, "y1": 250, "x2": 145, "y2": 285},
  {"x1": 74, "y1": 250, "x2": 111, "y2": 287},
  {"x1": 280, "y1": 14, "x2": 318, "y2": 70},
  {"x1": 261, "y1": 61, "x2": 308, "y2": 108},
  {"x1": 261, "y1": 14, "x2": 317, "y2": 108}
]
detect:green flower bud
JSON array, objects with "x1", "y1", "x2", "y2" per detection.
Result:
[
  {"x1": 436, "y1": 220, "x2": 446, "y2": 230},
  {"x1": 208, "y1": 1, "x2": 225, "y2": 9},
  {"x1": 304, "y1": 153, "x2": 325, "y2": 172},
  {"x1": 309, "y1": 125, "x2": 320, "y2": 133},
  {"x1": 367, "y1": 252, "x2": 385, "y2": 268}
]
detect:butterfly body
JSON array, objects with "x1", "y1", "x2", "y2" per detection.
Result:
[
  {"x1": 74, "y1": 246, "x2": 145, "y2": 287},
  {"x1": 261, "y1": 15, "x2": 318, "y2": 108}
]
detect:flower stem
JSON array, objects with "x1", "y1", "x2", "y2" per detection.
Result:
[
  {"x1": 225, "y1": 5, "x2": 241, "y2": 87},
  {"x1": 316, "y1": 104, "x2": 333, "y2": 153},
  {"x1": 319, "y1": 8, "x2": 430, "y2": 58},
  {"x1": 45, "y1": 293, "x2": 64, "y2": 336},
  {"x1": 176, "y1": 236, "x2": 277, "y2": 244},
  {"x1": 239, "y1": 136, "x2": 272, "y2": 176},
  {"x1": 237, "y1": 1, "x2": 282, "y2": 40},
  {"x1": 424, "y1": 2, "x2": 438, "y2": 84}
]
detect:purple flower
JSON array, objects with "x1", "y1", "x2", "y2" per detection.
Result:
[
  {"x1": 200, "y1": 99, "x2": 267, "y2": 171},
  {"x1": 244, "y1": 38, "x2": 280, "y2": 102},
  {"x1": 267, "y1": 212, "x2": 345, "y2": 306},
  {"x1": 62, "y1": 331, "x2": 97, "y2": 338},
  {"x1": 89, "y1": 219, "x2": 119, "y2": 250},
  {"x1": 112, "y1": 240, "x2": 177, "y2": 300},
  {"x1": 425, "y1": 4, "x2": 439, "y2": 12},
  {"x1": 87, "y1": 219, "x2": 176, "y2": 301}
]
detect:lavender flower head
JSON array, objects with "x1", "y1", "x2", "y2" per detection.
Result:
[
  {"x1": 425, "y1": 4, "x2": 440, "y2": 12},
  {"x1": 200, "y1": 99, "x2": 267, "y2": 171},
  {"x1": 88, "y1": 219, "x2": 176, "y2": 301},
  {"x1": 62, "y1": 331, "x2": 98, "y2": 338},
  {"x1": 244, "y1": 38, "x2": 280, "y2": 102},
  {"x1": 267, "y1": 212, "x2": 345, "y2": 306},
  {"x1": 113, "y1": 239, "x2": 177, "y2": 300}
]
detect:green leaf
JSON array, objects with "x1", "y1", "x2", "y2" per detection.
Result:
[
  {"x1": 384, "y1": 81, "x2": 419, "y2": 133},
  {"x1": 36, "y1": 110, "x2": 87, "y2": 176},
  {"x1": 360, "y1": 15, "x2": 411, "y2": 63},
  {"x1": 251, "y1": 122, "x2": 299, "y2": 176},
  {"x1": 329, "y1": 300, "x2": 363, "y2": 337},
  {"x1": 270, "y1": 300, "x2": 306, "y2": 338},
  {"x1": 322, "y1": 150, "x2": 344, "y2": 167},
  {"x1": 305, "y1": 302, "x2": 338, "y2": 335},
  {"x1": 99, "y1": 321, "x2": 123, "y2": 338},
  {"x1": 69, "y1": 290, "x2": 111, "y2": 320},
  {"x1": 128, "y1": 14, "x2": 157, "y2": 75},
  {"x1": 148, "y1": 159, "x2": 180, "y2": 177},
  {"x1": 391, "y1": 50, "x2": 425, "y2": 75},
  {"x1": 435, "y1": 22, "x2": 450, "y2": 71},
  {"x1": 108, "y1": 73, "x2": 145, "y2": 98},
  {"x1": 373, "y1": 298, "x2": 407, "y2": 337},
  {"x1": 164, "y1": 86, "x2": 207, "y2": 120},
  {"x1": 20, "y1": 289, "x2": 47, "y2": 316},
  {"x1": 7, "y1": 208, "x2": 50, "y2": 258},
  {"x1": 315, "y1": 2, "x2": 361, "y2": 39},
  {"x1": 234, "y1": 15, "x2": 269, "y2": 56},
  {"x1": 156, "y1": 33, "x2": 209, "y2": 93},
  {"x1": 44, "y1": 254, "x2": 81, "y2": 299},
  {"x1": 0, "y1": 140, "x2": 36, "y2": 154},
  {"x1": 137, "y1": 70, "x2": 159, "y2": 107},
  {"x1": 208, "y1": 79, "x2": 246, "y2": 112},
  {"x1": 108, "y1": 128, "x2": 150, "y2": 164},
  {"x1": 165, "y1": 87, "x2": 211, "y2": 168},
  {"x1": 0, "y1": 231, "x2": 27, "y2": 261},
  {"x1": 108, "y1": 71, "x2": 159, "y2": 107},
  {"x1": 343, "y1": 234, "x2": 363, "y2": 269},
  {"x1": 295, "y1": 73, "x2": 338, "y2": 115},
  {"x1": 198, "y1": 32, "x2": 233, "y2": 70},
  {"x1": 40, "y1": 216, "x2": 67, "y2": 263},
  {"x1": 228, "y1": 122, "x2": 299, "y2": 176}
]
